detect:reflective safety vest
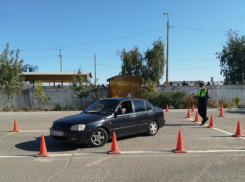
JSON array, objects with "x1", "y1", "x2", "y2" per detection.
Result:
[{"x1": 198, "y1": 88, "x2": 208, "y2": 97}]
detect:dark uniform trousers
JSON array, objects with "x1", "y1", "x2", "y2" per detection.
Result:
[{"x1": 198, "y1": 103, "x2": 208, "y2": 121}]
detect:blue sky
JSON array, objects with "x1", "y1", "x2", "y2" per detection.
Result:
[{"x1": 1, "y1": 0, "x2": 245, "y2": 85}]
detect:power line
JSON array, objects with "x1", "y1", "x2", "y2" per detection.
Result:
[
  {"x1": 20, "y1": 27, "x2": 166, "y2": 52},
  {"x1": 3, "y1": 26, "x2": 244, "y2": 54},
  {"x1": 172, "y1": 26, "x2": 229, "y2": 32},
  {"x1": 170, "y1": 65, "x2": 219, "y2": 71},
  {"x1": 21, "y1": 55, "x2": 57, "y2": 59},
  {"x1": 38, "y1": 64, "x2": 94, "y2": 72},
  {"x1": 171, "y1": 53, "x2": 217, "y2": 55},
  {"x1": 171, "y1": 62, "x2": 218, "y2": 67},
  {"x1": 170, "y1": 59, "x2": 218, "y2": 62},
  {"x1": 97, "y1": 63, "x2": 121, "y2": 68},
  {"x1": 63, "y1": 55, "x2": 121, "y2": 61}
]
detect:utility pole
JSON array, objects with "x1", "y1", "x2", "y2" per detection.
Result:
[
  {"x1": 163, "y1": 12, "x2": 169, "y2": 84},
  {"x1": 59, "y1": 49, "x2": 62, "y2": 72},
  {"x1": 166, "y1": 19, "x2": 169, "y2": 84},
  {"x1": 94, "y1": 54, "x2": 96, "y2": 86}
]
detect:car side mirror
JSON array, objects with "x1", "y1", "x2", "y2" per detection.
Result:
[{"x1": 114, "y1": 110, "x2": 117, "y2": 118}]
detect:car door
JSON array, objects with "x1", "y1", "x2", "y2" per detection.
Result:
[
  {"x1": 108, "y1": 100, "x2": 136, "y2": 137},
  {"x1": 132, "y1": 100, "x2": 154, "y2": 132}
]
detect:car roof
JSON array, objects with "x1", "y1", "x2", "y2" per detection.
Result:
[{"x1": 101, "y1": 98, "x2": 145, "y2": 101}]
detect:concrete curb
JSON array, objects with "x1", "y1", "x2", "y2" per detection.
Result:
[{"x1": 0, "y1": 111, "x2": 82, "y2": 115}]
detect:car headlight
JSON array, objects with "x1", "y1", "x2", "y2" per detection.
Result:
[{"x1": 70, "y1": 124, "x2": 86, "y2": 131}]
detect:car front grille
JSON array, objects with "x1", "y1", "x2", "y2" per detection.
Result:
[
  {"x1": 52, "y1": 136, "x2": 70, "y2": 141},
  {"x1": 53, "y1": 124, "x2": 70, "y2": 132}
]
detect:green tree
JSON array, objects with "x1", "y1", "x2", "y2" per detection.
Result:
[
  {"x1": 118, "y1": 47, "x2": 143, "y2": 77},
  {"x1": 34, "y1": 81, "x2": 50, "y2": 107},
  {"x1": 0, "y1": 43, "x2": 26, "y2": 110},
  {"x1": 216, "y1": 30, "x2": 245, "y2": 84},
  {"x1": 144, "y1": 38, "x2": 165, "y2": 84},
  {"x1": 118, "y1": 38, "x2": 165, "y2": 84},
  {"x1": 70, "y1": 69, "x2": 95, "y2": 108}
]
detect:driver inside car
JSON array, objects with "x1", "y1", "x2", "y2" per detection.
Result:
[{"x1": 117, "y1": 103, "x2": 126, "y2": 114}]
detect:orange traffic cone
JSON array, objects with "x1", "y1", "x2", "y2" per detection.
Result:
[
  {"x1": 108, "y1": 132, "x2": 121, "y2": 154},
  {"x1": 166, "y1": 105, "x2": 169, "y2": 112},
  {"x1": 186, "y1": 109, "x2": 191, "y2": 118},
  {"x1": 173, "y1": 131, "x2": 187, "y2": 153},
  {"x1": 191, "y1": 104, "x2": 195, "y2": 112},
  {"x1": 12, "y1": 119, "x2": 20, "y2": 132},
  {"x1": 194, "y1": 111, "x2": 199, "y2": 122},
  {"x1": 208, "y1": 115, "x2": 216, "y2": 128},
  {"x1": 233, "y1": 121, "x2": 244, "y2": 137},
  {"x1": 219, "y1": 104, "x2": 225, "y2": 117},
  {"x1": 36, "y1": 135, "x2": 50, "y2": 157}
]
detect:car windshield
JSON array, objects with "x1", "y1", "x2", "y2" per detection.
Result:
[{"x1": 84, "y1": 100, "x2": 119, "y2": 115}]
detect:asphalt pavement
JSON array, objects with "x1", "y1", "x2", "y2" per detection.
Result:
[{"x1": 0, "y1": 108, "x2": 245, "y2": 182}]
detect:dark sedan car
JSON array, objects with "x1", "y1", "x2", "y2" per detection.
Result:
[{"x1": 50, "y1": 98, "x2": 165, "y2": 147}]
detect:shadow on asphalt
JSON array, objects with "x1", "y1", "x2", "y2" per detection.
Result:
[
  {"x1": 15, "y1": 133, "x2": 149, "y2": 151},
  {"x1": 165, "y1": 124, "x2": 198, "y2": 126},
  {"x1": 15, "y1": 136, "x2": 78, "y2": 152},
  {"x1": 226, "y1": 108, "x2": 245, "y2": 114},
  {"x1": 211, "y1": 136, "x2": 233, "y2": 138}
]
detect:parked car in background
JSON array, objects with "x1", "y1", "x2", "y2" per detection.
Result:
[{"x1": 50, "y1": 98, "x2": 165, "y2": 147}]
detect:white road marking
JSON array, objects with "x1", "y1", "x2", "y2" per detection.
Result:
[
  {"x1": 187, "y1": 118, "x2": 245, "y2": 140},
  {"x1": 85, "y1": 156, "x2": 111, "y2": 167},
  {"x1": 0, "y1": 155, "x2": 33, "y2": 158},
  {"x1": 121, "y1": 150, "x2": 172, "y2": 154},
  {"x1": 20, "y1": 130, "x2": 50, "y2": 132},
  {"x1": 0, "y1": 132, "x2": 15, "y2": 140},
  {"x1": 50, "y1": 154, "x2": 73, "y2": 157},
  {"x1": 2, "y1": 149, "x2": 245, "y2": 159},
  {"x1": 188, "y1": 150, "x2": 245, "y2": 153}
]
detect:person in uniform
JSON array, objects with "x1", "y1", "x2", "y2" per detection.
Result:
[{"x1": 198, "y1": 82, "x2": 210, "y2": 125}]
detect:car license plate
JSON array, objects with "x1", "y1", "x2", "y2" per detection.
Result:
[{"x1": 52, "y1": 130, "x2": 64, "y2": 136}]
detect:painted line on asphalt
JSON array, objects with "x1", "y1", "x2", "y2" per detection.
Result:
[
  {"x1": 121, "y1": 150, "x2": 172, "y2": 154},
  {"x1": 188, "y1": 118, "x2": 245, "y2": 140},
  {"x1": 20, "y1": 130, "x2": 50, "y2": 132},
  {"x1": 2, "y1": 149, "x2": 245, "y2": 159},
  {"x1": 0, "y1": 155, "x2": 34, "y2": 158},
  {"x1": 188, "y1": 150, "x2": 245, "y2": 153},
  {"x1": 50, "y1": 154, "x2": 73, "y2": 157},
  {"x1": 0, "y1": 132, "x2": 15, "y2": 141},
  {"x1": 85, "y1": 156, "x2": 111, "y2": 167}
]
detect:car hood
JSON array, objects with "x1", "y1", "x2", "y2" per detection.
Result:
[{"x1": 53, "y1": 113, "x2": 106, "y2": 126}]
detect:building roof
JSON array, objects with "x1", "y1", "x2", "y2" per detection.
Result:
[
  {"x1": 107, "y1": 75, "x2": 141, "y2": 81},
  {"x1": 22, "y1": 72, "x2": 92, "y2": 83}
]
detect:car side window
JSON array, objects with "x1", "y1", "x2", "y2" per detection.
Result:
[
  {"x1": 117, "y1": 101, "x2": 133, "y2": 115},
  {"x1": 133, "y1": 100, "x2": 145, "y2": 112},
  {"x1": 145, "y1": 101, "x2": 152, "y2": 110}
]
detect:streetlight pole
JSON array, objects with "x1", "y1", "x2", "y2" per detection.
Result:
[
  {"x1": 59, "y1": 49, "x2": 62, "y2": 72},
  {"x1": 163, "y1": 12, "x2": 169, "y2": 85}
]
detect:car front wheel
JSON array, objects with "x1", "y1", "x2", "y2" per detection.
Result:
[
  {"x1": 146, "y1": 121, "x2": 158, "y2": 136},
  {"x1": 90, "y1": 128, "x2": 108, "y2": 147}
]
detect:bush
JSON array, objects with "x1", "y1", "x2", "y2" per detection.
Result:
[
  {"x1": 141, "y1": 91, "x2": 187, "y2": 109},
  {"x1": 233, "y1": 97, "x2": 240, "y2": 106},
  {"x1": 142, "y1": 92, "x2": 159, "y2": 106},
  {"x1": 208, "y1": 99, "x2": 218, "y2": 108},
  {"x1": 44, "y1": 107, "x2": 52, "y2": 111},
  {"x1": 170, "y1": 91, "x2": 187, "y2": 109},
  {"x1": 157, "y1": 92, "x2": 172, "y2": 108},
  {"x1": 238, "y1": 104, "x2": 245, "y2": 108},
  {"x1": 140, "y1": 84, "x2": 156, "y2": 98},
  {"x1": 53, "y1": 104, "x2": 63, "y2": 111},
  {"x1": 182, "y1": 93, "x2": 198, "y2": 109},
  {"x1": 221, "y1": 100, "x2": 235, "y2": 108}
]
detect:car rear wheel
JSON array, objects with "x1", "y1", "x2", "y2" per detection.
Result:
[
  {"x1": 90, "y1": 128, "x2": 108, "y2": 147},
  {"x1": 146, "y1": 121, "x2": 158, "y2": 136}
]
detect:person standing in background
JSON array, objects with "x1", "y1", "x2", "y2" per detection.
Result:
[{"x1": 198, "y1": 82, "x2": 210, "y2": 125}]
